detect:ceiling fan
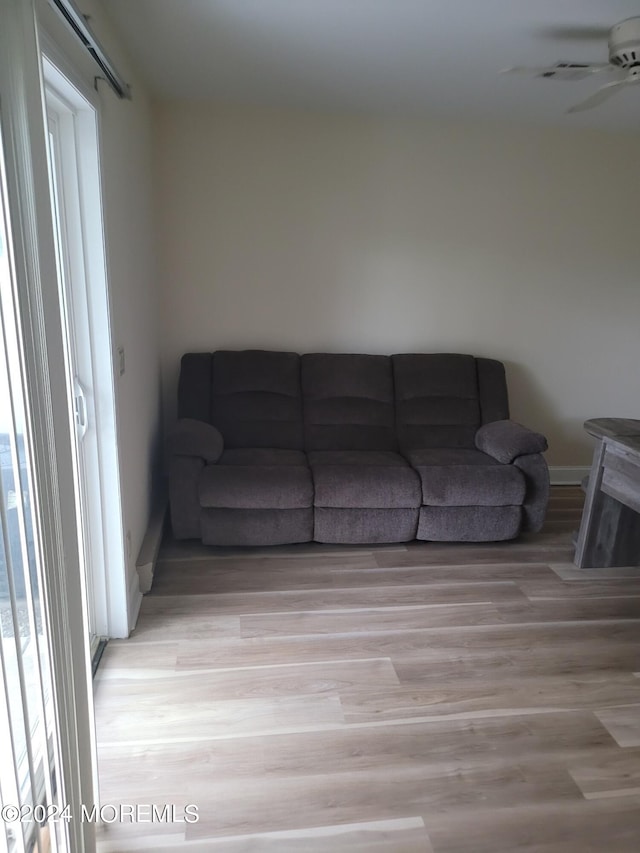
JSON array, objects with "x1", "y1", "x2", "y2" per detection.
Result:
[{"x1": 503, "y1": 16, "x2": 640, "y2": 113}]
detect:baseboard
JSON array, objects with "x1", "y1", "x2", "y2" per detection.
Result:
[
  {"x1": 549, "y1": 466, "x2": 590, "y2": 486},
  {"x1": 136, "y1": 497, "x2": 168, "y2": 594},
  {"x1": 127, "y1": 568, "x2": 143, "y2": 636}
]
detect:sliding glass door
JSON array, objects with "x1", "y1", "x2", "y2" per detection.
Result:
[
  {"x1": 0, "y1": 1, "x2": 98, "y2": 850},
  {"x1": 0, "y1": 148, "x2": 62, "y2": 853}
]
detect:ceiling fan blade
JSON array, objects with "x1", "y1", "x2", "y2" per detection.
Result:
[
  {"x1": 567, "y1": 78, "x2": 632, "y2": 112},
  {"x1": 501, "y1": 65, "x2": 558, "y2": 74},
  {"x1": 501, "y1": 63, "x2": 611, "y2": 81},
  {"x1": 536, "y1": 24, "x2": 611, "y2": 42}
]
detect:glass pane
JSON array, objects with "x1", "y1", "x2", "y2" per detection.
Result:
[
  {"x1": 45, "y1": 117, "x2": 96, "y2": 649},
  {"x1": 0, "y1": 123, "x2": 64, "y2": 853}
]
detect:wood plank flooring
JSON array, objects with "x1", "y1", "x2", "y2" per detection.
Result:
[{"x1": 94, "y1": 487, "x2": 640, "y2": 852}]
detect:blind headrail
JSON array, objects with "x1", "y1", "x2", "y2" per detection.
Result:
[{"x1": 48, "y1": 0, "x2": 131, "y2": 99}]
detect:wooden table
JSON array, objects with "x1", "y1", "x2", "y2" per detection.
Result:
[{"x1": 574, "y1": 418, "x2": 640, "y2": 568}]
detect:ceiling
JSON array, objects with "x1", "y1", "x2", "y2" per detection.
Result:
[{"x1": 104, "y1": 0, "x2": 640, "y2": 130}]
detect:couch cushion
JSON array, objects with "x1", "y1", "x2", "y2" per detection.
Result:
[
  {"x1": 314, "y1": 508, "x2": 419, "y2": 543},
  {"x1": 178, "y1": 353, "x2": 213, "y2": 423},
  {"x1": 211, "y1": 350, "x2": 304, "y2": 450},
  {"x1": 309, "y1": 450, "x2": 421, "y2": 509},
  {"x1": 418, "y1": 506, "x2": 521, "y2": 542},
  {"x1": 302, "y1": 354, "x2": 397, "y2": 451},
  {"x1": 308, "y1": 450, "x2": 407, "y2": 467},
  {"x1": 199, "y1": 449, "x2": 313, "y2": 510},
  {"x1": 219, "y1": 449, "x2": 307, "y2": 467},
  {"x1": 392, "y1": 354, "x2": 481, "y2": 450},
  {"x1": 201, "y1": 508, "x2": 313, "y2": 546},
  {"x1": 406, "y1": 448, "x2": 525, "y2": 507},
  {"x1": 477, "y1": 357, "x2": 510, "y2": 424}
]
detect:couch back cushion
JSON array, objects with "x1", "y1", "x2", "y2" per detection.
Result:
[
  {"x1": 178, "y1": 350, "x2": 510, "y2": 452},
  {"x1": 178, "y1": 353, "x2": 213, "y2": 424},
  {"x1": 476, "y1": 357, "x2": 510, "y2": 424},
  {"x1": 177, "y1": 350, "x2": 304, "y2": 449},
  {"x1": 302, "y1": 354, "x2": 397, "y2": 451},
  {"x1": 392, "y1": 354, "x2": 482, "y2": 450},
  {"x1": 212, "y1": 350, "x2": 304, "y2": 449}
]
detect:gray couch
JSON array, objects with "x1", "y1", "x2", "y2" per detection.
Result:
[{"x1": 167, "y1": 350, "x2": 549, "y2": 546}]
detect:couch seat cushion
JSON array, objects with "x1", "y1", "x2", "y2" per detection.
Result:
[
  {"x1": 308, "y1": 450, "x2": 421, "y2": 509},
  {"x1": 406, "y1": 448, "x2": 525, "y2": 507},
  {"x1": 199, "y1": 449, "x2": 313, "y2": 510}
]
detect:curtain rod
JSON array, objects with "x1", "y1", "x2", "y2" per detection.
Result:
[{"x1": 48, "y1": 0, "x2": 131, "y2": 99}]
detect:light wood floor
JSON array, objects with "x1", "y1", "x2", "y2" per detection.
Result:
[{"x1": 94, "y1": 487, "x2": 640, "y2": 852}]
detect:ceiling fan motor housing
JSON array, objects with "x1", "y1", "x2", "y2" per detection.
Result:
[{"x1": 609, "y1": 17, "x2": 640, "y2": 68}]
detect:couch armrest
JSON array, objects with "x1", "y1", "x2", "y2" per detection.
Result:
[
  {"x1": 514, "y1": 453, "x2": 549, "y2": 533},
  {"x1": 475, "y1": 419, "x2": 547, "y2": 464},
  {"x1": 168, "y1": 456, "x2": 204, "y2": 539},
  {"x1": 166, "y1": 419, "x2": 223, "y2": 540},
  {"x1": 166, "y1": 418, "x2": 224, "y2": 464}
]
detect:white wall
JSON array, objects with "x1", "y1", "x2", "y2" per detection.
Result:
[
  {"x1": 39, "y1": 0, "x2": 161, "y2": 629},
  {"x1": 154, "y1": 102, "x2": 640, "y2": 467}
]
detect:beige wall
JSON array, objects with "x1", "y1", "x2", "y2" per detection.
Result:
[
  {"x1": 94, "y1": 12, "x2": 162, "y2": 614},
  {"x1": 154, "y1": 102, "x2": 640, "y2": 467}
]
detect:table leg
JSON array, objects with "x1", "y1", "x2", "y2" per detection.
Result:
[
  {"x1": 574, "y1": 438, "x2": 640, "y2": 568},
  {"x1": 574, "y1": 439, "x2": 606, "y2": 568}
]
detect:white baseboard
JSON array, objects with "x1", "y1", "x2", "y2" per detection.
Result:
[
  {"x1": 127, "y1": 569, "x2": 143, "y2": 636},
  {"x1": 136, "y1": 498, "x2": 168, "y2": 595},
  {"x1": 549, "y1": 466, "x2": 590, "y2": 486}
]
